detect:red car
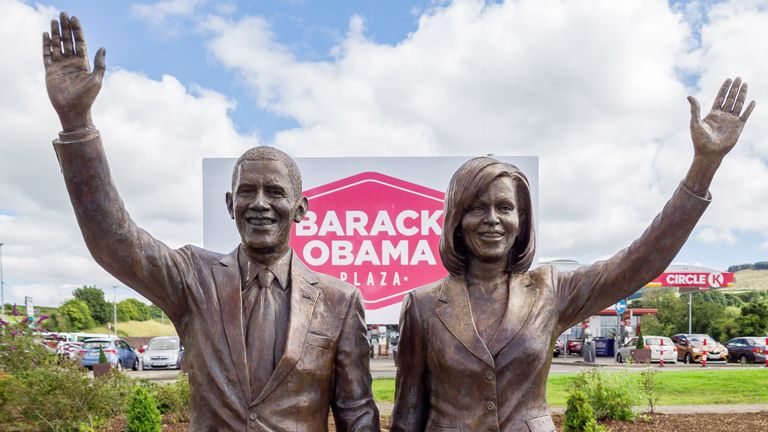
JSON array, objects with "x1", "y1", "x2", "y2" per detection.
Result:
[{"x1": 566, "y1": 339, "x2": 582, "y2": 355}]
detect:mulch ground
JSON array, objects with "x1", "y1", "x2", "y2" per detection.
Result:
[{"x1": 98, "y1": 412, "x2": 768, "y2": 431}]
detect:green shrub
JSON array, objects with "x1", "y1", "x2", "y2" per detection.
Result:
[
  {"x1": 564, "y1": 389, "x2": 604, "y2": 432},
  {"x1": 98, "y1": 347, "x2": 108, "y2": 364},
  {"x1": 635, "y1": 328, "x2": 645, "y2": 349},
  {"x1": 639, "y1": 368, "x2": 659, "y2": 414},
  {"x1": 155, "y1": 374, "x2": 190, "y2": 423},
  {"x1": 127, "y1": 386, "x2": 162, "y2": 432},
  {"x1": 573, "y1": 369, "x2": 638, "y2": 421}
]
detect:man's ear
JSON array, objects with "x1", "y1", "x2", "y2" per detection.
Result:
[
  {"x1": 293, "y1": 197, "x2": 309, "y2": 223},
  {"x1": 225, "y1": 192, "x2": 235, "y2": 219}
]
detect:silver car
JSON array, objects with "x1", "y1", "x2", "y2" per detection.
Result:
[
  {"x1": 142, "y1": 336, "x2": 184, "y2": 370},
  {"x1": 616, "y1": 335, "x2": 677, "y2": 364}
]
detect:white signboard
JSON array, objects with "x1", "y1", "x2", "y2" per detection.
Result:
[{"x1": 203, "y1": 156, "x2": 538, "y2": 324}]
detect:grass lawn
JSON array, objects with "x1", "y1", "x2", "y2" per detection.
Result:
[
  {"x1": 373, "y1": 369, "x2": 768, "y2": 406},
  {"x1": 84, "y1": 319, "x2": 177, "y2": 337}
]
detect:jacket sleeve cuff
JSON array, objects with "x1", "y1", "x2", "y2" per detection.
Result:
[
  {"x1": 54, "y1": 127, "x2": 100, "y2": 144},
  {"x1": 679, "y1": 181, "x2": 712, "y2": 203}
]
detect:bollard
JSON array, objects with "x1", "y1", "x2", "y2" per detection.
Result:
[
  {"x1": 659, "y1": 338, "x2": 664, "y2": 368},
  {"x1": 701, "y1": 338, "x2": 707, "y2": 368}
]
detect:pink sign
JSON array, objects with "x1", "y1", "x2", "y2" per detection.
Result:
[
  {"x1": 647, "y1": 272, "x2": 735, "y2": 288},
  {"x1": 291, "y1": 172, "x2": 447, "y2": 309}
]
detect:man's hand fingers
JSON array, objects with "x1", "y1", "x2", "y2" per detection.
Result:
[
  {"x1": 92, "y1": 47, "x2": 106, "y2": 81},
  {"x1": 712, "y1": 78, "x2": 732, "y2": 110},
  {"x1": 733, "y1": 82, "x2": 747, "y2": 115},
  {"x1": 740, "y1": 100, "x2": 756, "y2": 122},
  {"x1": 42, "y1": 32, "x2": 52, "y2": 67},
  {"x1": 71, "y1": 16, "x2": 88, "y2": 60},
  {"x1": 60, "y1": 12, "x2": 74, "y2": 56},
  {"x1": 50, "y1": 19, "x2": 62, "y2": 60},
  {"x1": 688, "y1": 96, "x2": 701, "y2": 127},
  {"x1": 724, "y1": 77, "x2": 742, "y2": 112}
]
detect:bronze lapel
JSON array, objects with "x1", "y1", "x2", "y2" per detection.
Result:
[
  {"x1": 251, "y1": 255, "x2": 320, "y2": 406},
  {"x1": 212, "y1": 249, "x2": 251, "y2": 401},
  {"x1": 435, "y1": 276, "x2": 494, "y2": 367},
  {"x1": 488, "y1": 272, "x2": 537, "y2": 356}
]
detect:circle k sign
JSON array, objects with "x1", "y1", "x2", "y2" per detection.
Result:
[{"x1": 291, "y1": 172, "x2": 447, "y2": 310}]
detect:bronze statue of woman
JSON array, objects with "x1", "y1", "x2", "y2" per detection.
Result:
[{"x1": 391, "y1": 79, "x2": 755, "y2": 432}]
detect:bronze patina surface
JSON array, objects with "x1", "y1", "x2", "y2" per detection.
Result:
[
  {"x1": 43, "y1": 12, "x2": 379, "y2": 432},
  {"x1": 391, "y1": 80, "x2": 755, "y2": 431}
]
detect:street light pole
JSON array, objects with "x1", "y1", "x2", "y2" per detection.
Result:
[
  {"x1": 112, "y1": 285, "x2": 118, "y2": 337},
  {"x1": 0, "y1": 242, "x2": 5, "y2": 320}
]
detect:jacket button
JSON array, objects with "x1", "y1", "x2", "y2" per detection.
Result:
[
  {"x1": 485, "y1": 370, "x2": 495, "y2": 380},
  {"x1": 486, "y1": 401, "x2": 496, "y2": 411},
  {"x1": 248, "y1": 413, "x2": 258, "y2": 421}
]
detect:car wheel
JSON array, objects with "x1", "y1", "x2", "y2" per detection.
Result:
[
  {"x1": 132, "y1": 358, "x2": 139, "y2": 371},
  {"x1": 616, "y1": 354, "x2": 623, "y2": 363},
  {"x1": 684, "y1": 353, "x2": 693, "y2": 364},
  {"x1": 739, "y1": 355, "x2": 748, "y2": 365}
]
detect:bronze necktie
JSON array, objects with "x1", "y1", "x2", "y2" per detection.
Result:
[{"x1": 247, "y1": 269, "x2": 276, "y2": 398}]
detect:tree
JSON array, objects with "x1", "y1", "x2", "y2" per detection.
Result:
[
  {"x1": 57, "y1": 299, "x2": 96, "y2": 331},
  {"x1": 735, "y1": 300, "x2": 768, "y2": 336},
  {"x1": 73, "y1": 286, "x2": 110, "y2": 324}
]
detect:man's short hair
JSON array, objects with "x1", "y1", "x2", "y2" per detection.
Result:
[{"x1": 231, "y1": 146, "x2": 303, "y2": 200}]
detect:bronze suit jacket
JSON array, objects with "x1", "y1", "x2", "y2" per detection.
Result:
[
  {"x1": 391, "y1": 184, "x2": 710, "y2": 432},
  {"x1": 53, "y1": 131, "x2": 380, "y2": 431}
]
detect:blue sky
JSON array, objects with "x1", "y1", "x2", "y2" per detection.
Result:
[
  {"x1": 41, "y1": 1, "x2": 432, "y2": 140},
  {"x1": 1, "y1": 0, "x2": 767, "y2": 307}
]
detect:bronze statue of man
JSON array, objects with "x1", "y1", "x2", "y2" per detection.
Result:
[{"x1": 43, "y1": 12, "x2": 379, "y2": 431}]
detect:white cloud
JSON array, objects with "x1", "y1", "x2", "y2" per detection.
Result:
[
  {"x1": 0, "y1": 0, "x2": 256, "y2": 306},
  {"x1": 696, "y1": 227, "x2": 737, "y2": 245},
  {"x1": 4, "y1": 0, "x2": 768, "y2": 307},
  {"x1": 202, "y1": 0, "x2": 768, "y2": 263}
]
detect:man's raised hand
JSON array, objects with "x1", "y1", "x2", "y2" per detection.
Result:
[
  {"x1": 43, "y1": 12, "x2": 105, "y2": 132},
  {"x1": 688, "y1": 77, "x2": 756, "y2": 160}
]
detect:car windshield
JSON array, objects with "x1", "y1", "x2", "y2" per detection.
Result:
[
  {"x1": 644, "y1": 337, "x2": 672, "y2": 346},
  {"x1": 83, "y1": 341, "x2": 111, "y2": 350},
  {"x1": 688, "y1": 336, "x2": 717, "y2": 345},
  {"x1": 148, "y1": 339, "x2": 178, "y2": 350}
]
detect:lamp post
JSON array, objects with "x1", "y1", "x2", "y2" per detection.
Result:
[
  {"x1": 112, "y1": 285, "x2": 118, "y2": 337},
  {"x1": 0, "y1": 242, "x2": 5, "y2": 320}
]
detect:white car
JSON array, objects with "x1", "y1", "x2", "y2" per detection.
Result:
[{"x1": 616, "y1": 336, "x2": 677, "y2": 364}]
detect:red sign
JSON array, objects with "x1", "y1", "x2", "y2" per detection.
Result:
[
  {"x1": 291, "y1": 172, "x2": 447, "y2": 309},
  {"x1": 646, "y1": 272, "x2": 734, "y2": 289}
]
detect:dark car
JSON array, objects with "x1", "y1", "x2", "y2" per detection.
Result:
[
  {"x1": 80, "y1": 338, "x2": 139, "y2": 370},
  {"x1": 726, "y1": 337, "x2": 767, "y2": 364},
  {"x1": 553, "y1": 340, "x2": 564, "y2": 357}
]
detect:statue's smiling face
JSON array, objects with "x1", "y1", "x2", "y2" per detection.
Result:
[
  {"x1": 227, "y1": 160, "x2": 306, "y2": 254},
  {"x1": 460, "y1": 176, "x2": 520, "y2": 263}
]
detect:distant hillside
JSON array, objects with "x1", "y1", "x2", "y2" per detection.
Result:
[
  {"x1": 733, "y1": 269, "x2": 768, "y2": 291},
  {"x1": 84, "y1": 319, "x2": 178, "y2": 337}
]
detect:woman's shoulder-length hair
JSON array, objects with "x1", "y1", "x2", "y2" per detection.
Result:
[{"x1": 439, "y1": 156, "x2": 536, "y2": 276}]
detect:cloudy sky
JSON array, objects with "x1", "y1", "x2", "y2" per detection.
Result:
[{"x1": 1, "y1": 0, "x2": 767, "y2": 307}]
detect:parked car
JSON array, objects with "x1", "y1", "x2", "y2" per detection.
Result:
[
  {"x1": 79, "y1": 338, "x2": 139, "y2": 371},
  {"x1": 553, "y1": 340, "x2": 564, "y2": 357},
  {"x1": 566, "y1": 339, "x2": 582, "y2": 355},
  {"x1": 615, "y1": 336, "x2": 676, "y2": 364},
  {"x1": 671, "y1": 334, "x2": 728, "y2": 363},
  {"x1": 142, "y1": 336, "x2": 184, "y2": 370},
  {"x1": 56, "y1": 341, "x2": 83, "y2": 359},
  {"x1": 725, "y1": 337, "x2": 767, "y2": 364}
]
